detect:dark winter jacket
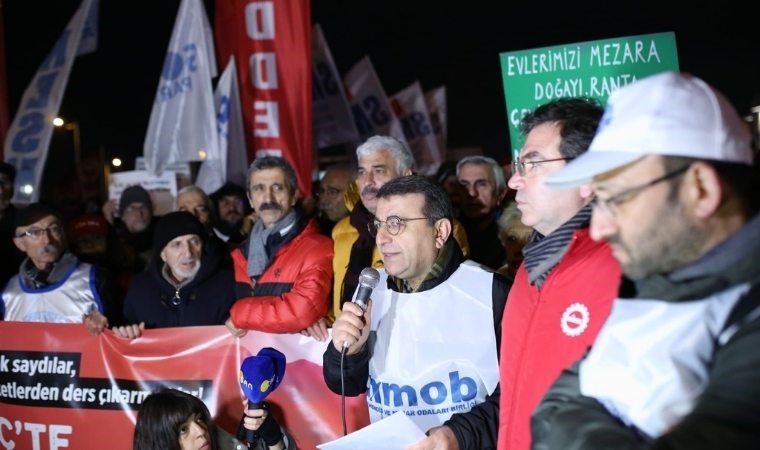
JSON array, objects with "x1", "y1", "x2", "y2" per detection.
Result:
[{"x1": 122, "y1": 236, "x2": 236, "y2": 328}]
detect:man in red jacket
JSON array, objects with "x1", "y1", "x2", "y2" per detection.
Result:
[
  {"x1": 225, "y1": 156, "x2": 334, "y2": 337},
  {"x1": 412, "y1": 98, "x2": 622, "y2": 450}
]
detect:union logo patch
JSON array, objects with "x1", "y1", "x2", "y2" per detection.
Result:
[{"x1": 560, "y1": 302, "x2": 590, "y2": 337}]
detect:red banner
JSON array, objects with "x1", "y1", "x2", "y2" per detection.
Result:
[
  {"x1": 214, "y1": 0, "x2": 313, "y2": 196},
  {"x1": 0, "y1": 322, "x2": 368, "y2": 450}
]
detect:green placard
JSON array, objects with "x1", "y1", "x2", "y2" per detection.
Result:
[{"x1": 500, "y1": 32, "x2": 679, "y2": 158}]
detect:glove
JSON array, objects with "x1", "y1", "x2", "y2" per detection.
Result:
[{"x1": 257, "y1": 403, "x2": 284, "y2": 446}]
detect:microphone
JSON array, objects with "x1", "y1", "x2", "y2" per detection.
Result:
[
  {"x1": 236, "y1": 347, "x2": 286, "y2": 447},
  {"x1": 352, "y1": 267, "x2": 380, "y2": 312},
  {"x1": 342, "y1": 267, "x2": 380, "y2": 349}
]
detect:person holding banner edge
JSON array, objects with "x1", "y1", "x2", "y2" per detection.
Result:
[
  {"x1": 112, "y1": 211, "x2": 236, "y2": 338},
  {"x1": 2, "y1": 202, "x2": 121, "y2": 334},
  {"x1": 225, "y1": 156, "x2": 333, "y2": 339}
]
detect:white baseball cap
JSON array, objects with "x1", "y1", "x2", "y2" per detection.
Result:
[{"x1": 546, "y1": 72, "x2": 754, "y2": 189}]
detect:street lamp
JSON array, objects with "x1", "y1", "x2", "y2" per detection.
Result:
[
  {"x1": 54, "y1": 117, "x2": 83, "y2": 194},
  {"x1": 54, "y1": 117, "x2": 82, "y2": 168}
]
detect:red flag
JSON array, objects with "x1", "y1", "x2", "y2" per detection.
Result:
[{"x1": 215, "y1": 0, "x2": 313, "y2": 196}]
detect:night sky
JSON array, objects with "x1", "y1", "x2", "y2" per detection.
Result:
[{"x1": 4, "y1": 1, "x2": 759, "y2": 170}]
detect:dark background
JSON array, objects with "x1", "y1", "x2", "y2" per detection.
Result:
[{"x1": 4, "y1": 1, "x2": 759, "y2": 172}]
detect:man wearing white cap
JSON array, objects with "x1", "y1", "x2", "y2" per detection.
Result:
[{"x1": 532, "y1": 72, "x2": 760, "y2": 449}]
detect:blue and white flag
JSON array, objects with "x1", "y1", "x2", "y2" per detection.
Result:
[
  {"x1": 143, "y1": 0, "x2": 218, "y2": 177},
  {"x1": 4, "y1": 0, "x2": 98, "y2": 203},
  {"x1": 390, "y1": 81, "x2": 442, "y2": 176},
  {"x1": 343, "y1": 57, "x2": 407, "y2": 145},
  {"x1": 312, "y1": 24, "x2": 359, "y2": 149},
  {"x1": 196, "y1": 56, "x2": 248, "y2": 193},
  {"x1": 425, "y1": 86, "x2": 447, "y2": 161}
]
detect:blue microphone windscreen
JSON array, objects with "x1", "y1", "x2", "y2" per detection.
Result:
[{"x1": 239, "y1": 356, "x2": 276, "y2": 404}]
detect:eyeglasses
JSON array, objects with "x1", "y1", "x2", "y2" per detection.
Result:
[
  {"x1": 15, "y1": 223, "x2": 64, "y2": 240},
  {"x1": 512, "y1": 157, "x2": 574, "y2": 177},
  {"x1": 590, "y1": 165, "x2": 690, "y2": 218},
  {"x1": 368, "y1": 215, "x2": 428, "y2": 236}
]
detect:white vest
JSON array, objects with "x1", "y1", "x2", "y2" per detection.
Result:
[
  {"x1": 2, "y1": 262, "x2": 102, "y2": 323},
  {"x1": 580, "y1": 282, "x2": 752, "y2": 438},
  {"x1": 366, "y1": 261, "x2": 499, "y2": 431}
]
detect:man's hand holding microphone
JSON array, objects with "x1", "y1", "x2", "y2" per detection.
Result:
[{"x1": 331, "y1": 268, "x2": 379, "y2": 355}]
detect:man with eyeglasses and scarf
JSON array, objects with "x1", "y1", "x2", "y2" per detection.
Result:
[
  {"x1": 325, "y1": 175, "x2": 510, "y2": 435},
  {"x1": 2, "y1": 203, "x2": 120, "y2": 334},
  {"x1": 532, "y1": 73, "x2": 760, "y2": 450},
  {"x1": 411, "y1": 98, "x2": 622, "y2": 450}
]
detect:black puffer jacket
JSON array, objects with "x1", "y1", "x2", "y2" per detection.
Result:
[{"x1": 122, "y1": 238, "x2": 236, "y2": 328}]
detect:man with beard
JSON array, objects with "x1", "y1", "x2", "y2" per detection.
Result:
[
  {"x1": 113, "y1": 211, "x2": 236, "y2": 338},
  {"x1": 224, "y1": 156, "x2": 334, "y2": 338},
  {"x1": 0, "y1": 162, "x2": 24, "y2": 286},
  {"x1": 456, "y1": 155, "x2": 508, "y2": 270},
  {"x1": 532, "y1": 73, "x2": 760, "y2": 450},
  {"x1": 210, "y1": 181, "x2": 254, "y2": 245},
  {"x1": 1, "y1": 203, "x2": 118, "y2": 334}
]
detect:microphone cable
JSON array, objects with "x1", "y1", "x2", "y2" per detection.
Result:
[{"x1": 340, "y1": 344, "x2": 348, "y2": 436}]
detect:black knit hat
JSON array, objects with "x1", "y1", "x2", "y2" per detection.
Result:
[
  {"x1": 118, "y1": 185, "x2": 153, "y2": 217},
  {"x1": 210, "y1": 181, "x2": 247, "y2": 201},
  {"x1": 154, "y1": 211, "x2": 206, "y2": 252},
  {"x1": 15, "y1": 203, "x2": 61, "y2": 231}
]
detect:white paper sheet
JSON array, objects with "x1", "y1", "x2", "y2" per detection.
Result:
[{"x1": 317, "y1": 411, "x2": 426, "y2": 450}]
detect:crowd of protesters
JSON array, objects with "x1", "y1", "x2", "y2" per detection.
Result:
[{"x1": 2, "y1": 71, "x2": 760, "y2": 450}]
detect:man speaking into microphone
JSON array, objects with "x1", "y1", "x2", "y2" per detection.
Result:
[{"x1": 323, "y1": 176, "x2": 511, "y2": 433}]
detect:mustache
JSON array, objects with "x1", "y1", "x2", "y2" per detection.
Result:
[
  {"x1": 361, "y1": 186, "x2": 378, "y2": 197},
  {"x1": 258, "y1": 202, "x2": 282, "y2": 211}
]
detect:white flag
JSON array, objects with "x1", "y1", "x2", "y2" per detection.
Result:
[
  {"x1": 143, "y1": 0, "x2": 219, "y2": 177},
  {"x1": 312, "y1": 24, "x2": 359, "y2": 149},
  {"x1": 196, "y1": 56, "x2": 248, "y2": 193},
  {"x1": 4, "y1": 0, "x2": 98, "y2": 203},
  {"x1": 343, "y1": 57, "x2": 407, "y2": 145},
  {"x1": 391, "y1": 81, "x2": 442, "y2": 176},
  {"x1": 425, "y1": 86, "x2": 447, "y2": 160}
]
